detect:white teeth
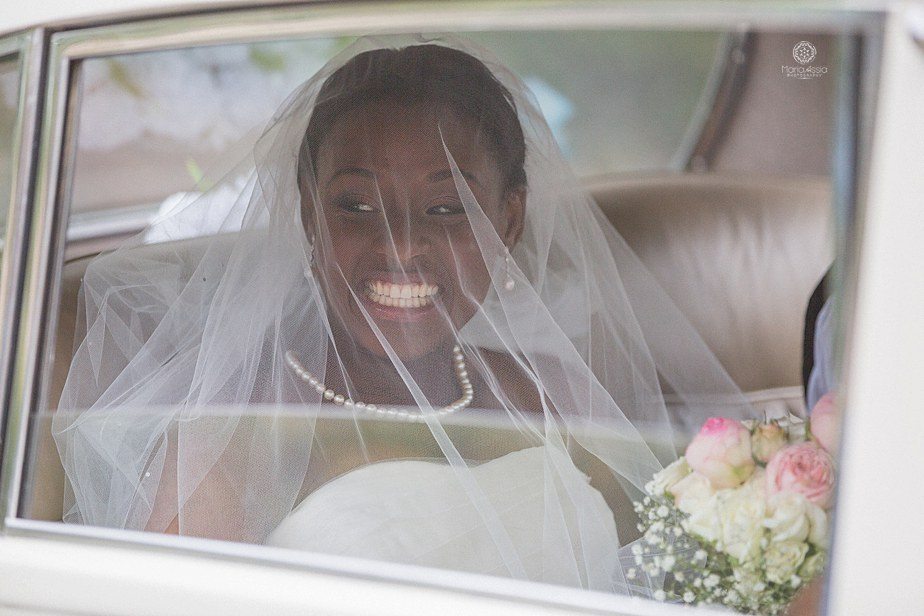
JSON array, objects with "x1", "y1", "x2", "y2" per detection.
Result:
[{"x1": 364, "y1": 281, "x2": 440, "y2": 308}]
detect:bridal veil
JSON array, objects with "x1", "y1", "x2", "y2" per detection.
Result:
[{"x1": 53, "y1": 35, "x2": 754, "y2": 595}]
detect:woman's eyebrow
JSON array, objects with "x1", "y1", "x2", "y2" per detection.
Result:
[
  {"x1": 427, "y1": 168, "x2": 480, "y2": 186},
  {"x1": 326, "y1": 167, "x2": 375, "y2": 187}
]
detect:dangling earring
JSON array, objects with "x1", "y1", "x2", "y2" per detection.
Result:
[
  {"x1": 303, "y1": 245, "x2": 315, "y2": 280},
  {"x1": 504, "y1": 248, "x2": 516, "y2": 291}
]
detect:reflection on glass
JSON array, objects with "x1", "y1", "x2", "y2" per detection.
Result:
[
  {"x1": 0, "y1": 52, "x2": 22, "y2": 259},
  {"x1": 22, "y1": 27, "x2": 842, "y2": 615},
  {"x1": 69, "y1": 32, "x2": 719, "y2": 221}
]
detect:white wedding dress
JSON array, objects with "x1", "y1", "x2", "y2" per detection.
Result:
[{"x1": 266, "y1": 446, "x2": 621, "y2": 588}]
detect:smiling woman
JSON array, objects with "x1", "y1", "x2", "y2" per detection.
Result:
[
  {"x1": 50, "y1": 35, "x2": 756, "y2": 596},
  {"x1": 299, "y1": 45, "x2": 526, "y2": 385}
]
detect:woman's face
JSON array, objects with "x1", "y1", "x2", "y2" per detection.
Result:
[{"x1": 304, "y1": 101, "x2": 525, "y2": 361}]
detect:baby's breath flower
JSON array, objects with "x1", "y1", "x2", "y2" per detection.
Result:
[
  {"x1": 653, "y1": 590, "x2": 666, "y2": 601},
  {"x1": 626, "y1": 568, "x2": 636, "y2": 580},
  {"x1": 662, "y1": 555, "x2": 676, "y2": 571}
]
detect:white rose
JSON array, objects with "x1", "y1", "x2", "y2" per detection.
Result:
[
  {"x1": 716, "y1": 484, "x2": 766, "y2": 565},
  {"x1": 681, "y1": 493, "x2": 722, "y2": 543},
  {"x1": 805, "y1": 501, "x2": 829, "y2": 548},
  {"x1": 646, "y1": 457, "x2": 691, "y2": 496},
  {"x1": 799, "y1": 551, "x2": 826, "y2": 579},
  {"x1": 670, "y1": 471, "x2": 716, "y2": 515},
  {"x1": 764, "y1": 541, "x2": 809, "y2": 585},
  {"x1": 764, "y1": 492, "x2": 811, "y2": 543}
]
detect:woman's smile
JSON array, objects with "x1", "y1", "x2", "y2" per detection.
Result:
[
  {"x1": 364, "y1": 280, "x2": 441, "y2": 308},
  {"x1": 358, "y1": 273, "x2": 444, "y2": 321}
]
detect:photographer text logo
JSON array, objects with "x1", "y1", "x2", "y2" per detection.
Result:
[{"x1": 782, "y1": 41, "x2": 827, "y2": 79}]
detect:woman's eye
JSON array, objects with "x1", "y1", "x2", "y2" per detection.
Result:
[
  {"x1": 335, "y1": 197, "x2": 377, "y2": 214},
  {"x1": 426, "y1": 203, "x2": 466, "y2": 216}
]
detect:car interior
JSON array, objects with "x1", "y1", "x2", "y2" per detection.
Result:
[{"x1": 19, "y1": 30, "x2": 836, "y2": 533}]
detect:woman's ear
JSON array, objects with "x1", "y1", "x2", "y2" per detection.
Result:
[{"x1": 502, "y1": 185, "x2": 526, "y2": 249}]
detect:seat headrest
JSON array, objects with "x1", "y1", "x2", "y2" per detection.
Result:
[{"x1": 589, "y1": 172, "x2": 833, "y2": 393}]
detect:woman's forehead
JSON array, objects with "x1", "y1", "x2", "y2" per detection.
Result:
[{"x1": 315, "y1": 102, "x2": 495, "y2": 182}]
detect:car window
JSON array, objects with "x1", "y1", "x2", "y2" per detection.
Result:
[
  {"x1": 14, "y1": 13, "x2": 851, "y2": 615},
  {"x1": 0, "y1": 51, "x2": 22, "y2": 260}
]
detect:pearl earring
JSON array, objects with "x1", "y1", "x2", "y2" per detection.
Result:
[
  {"x1": 504, "y1": 248, "x2": 516, "y2": 291},
  {"x1": 303, "y1": 246, "x2": 315, "y2": 280}
]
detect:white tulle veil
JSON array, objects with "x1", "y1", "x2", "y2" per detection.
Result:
[{"x1": 53, "y1": 34, "x2": 754, "y2": 595}]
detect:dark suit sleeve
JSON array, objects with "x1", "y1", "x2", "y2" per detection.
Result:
[{"x1": 802, "y1": 269, "x2": 831, "y2": 401}]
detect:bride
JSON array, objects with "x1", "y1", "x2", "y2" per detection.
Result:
[{"x1": 53, "y1": 36, "x2": 754, "y2": 596}]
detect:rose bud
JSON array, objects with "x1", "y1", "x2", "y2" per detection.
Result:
[
  {"x1": 685, "y1": 417, "x2": 755, "y2": 489},
  {"x1": 751, "y1": 422, "x2": 788, "y2": 464},
  {"x1": 810, "y1": 392, "x2": 839, "y2": 455},
  {"x1": 766, "y1": 442, "x2": 836, "y2": 509}
]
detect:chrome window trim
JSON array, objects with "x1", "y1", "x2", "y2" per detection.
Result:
[
  {"x1": 0, "y1": 29, "x2": 47, "y2": 519},
  {"x1": 34, "y1": 1, "x2": 879, "y2": 60},
  {"x1": 0, "y1": 2, "x2": 887, "y2": 614}
]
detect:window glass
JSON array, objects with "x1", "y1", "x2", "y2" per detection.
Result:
[
  {"x1": 67, "y1": 31, "x2": 720, "y2": 248},
  {"x1": 0, "y1": 52, "x2": 22, "y2": 259},
  {"x1": 23, "y1": 24, "x2": 843, "y2": 616}
]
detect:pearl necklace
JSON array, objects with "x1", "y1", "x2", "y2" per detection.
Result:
[{"x1": 284, "y1": 345, "x2": 474, "y2": 422}]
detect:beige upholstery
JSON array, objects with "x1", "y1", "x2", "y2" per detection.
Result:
[
  {"x1": 26, "y1": 172, "x2": 833, "y2": 522},
  {"x1": 591, "y1": 172, "x2": 833, "y2": 394}
]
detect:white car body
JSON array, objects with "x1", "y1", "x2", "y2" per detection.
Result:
[{"x1": 1, "y1": 2, "x2": 922, "y2": 614}]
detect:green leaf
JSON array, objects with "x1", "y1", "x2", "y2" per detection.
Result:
[
  {"x1": 107, "y1": 60, "x2": 146, "y2": 99},
  {"x1": 185, "y1": 158, "x2": 212, "y2": 191},
  {"x1": 249, "y1": 47, "x2": 286, "y2": 73}
]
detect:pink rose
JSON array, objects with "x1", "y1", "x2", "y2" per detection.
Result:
[
  {"x1": 766, "y1": 443, "x2": 836, "y2": 509},
  {"x1": 810, "y1": 393, "x2": 839, "y2": 454},
  {"x1": 685, "y1": 417, "x2": 755, "y2": 489}
]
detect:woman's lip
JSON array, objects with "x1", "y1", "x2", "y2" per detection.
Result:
[{"x1": 362, "y1": 273, "x2": 431, "y2": 285}]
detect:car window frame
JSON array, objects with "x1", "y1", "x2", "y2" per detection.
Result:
[
  {"x1": 0, "y1": 3, "x2": 883, "y2": 615},
  {"x1": 0, "y1": 28, "x2": 46, "y2": 519}
]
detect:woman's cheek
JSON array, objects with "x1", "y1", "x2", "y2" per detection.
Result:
[{"x1": 445, "y1": 239, "x2": 492, "y2": 310}]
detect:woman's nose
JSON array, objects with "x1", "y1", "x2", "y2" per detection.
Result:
[{"x1": 376, "y1": 214, "x2": 430, "y2": 269}]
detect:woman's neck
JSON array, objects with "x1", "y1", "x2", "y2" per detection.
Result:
[{"x1": 325, "y1": 333, "x2": 460, "y2": 407}]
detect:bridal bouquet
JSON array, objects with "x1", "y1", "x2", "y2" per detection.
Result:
[{"x1": 631, "y1": 396, "x2": 838, "y2": 615}]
